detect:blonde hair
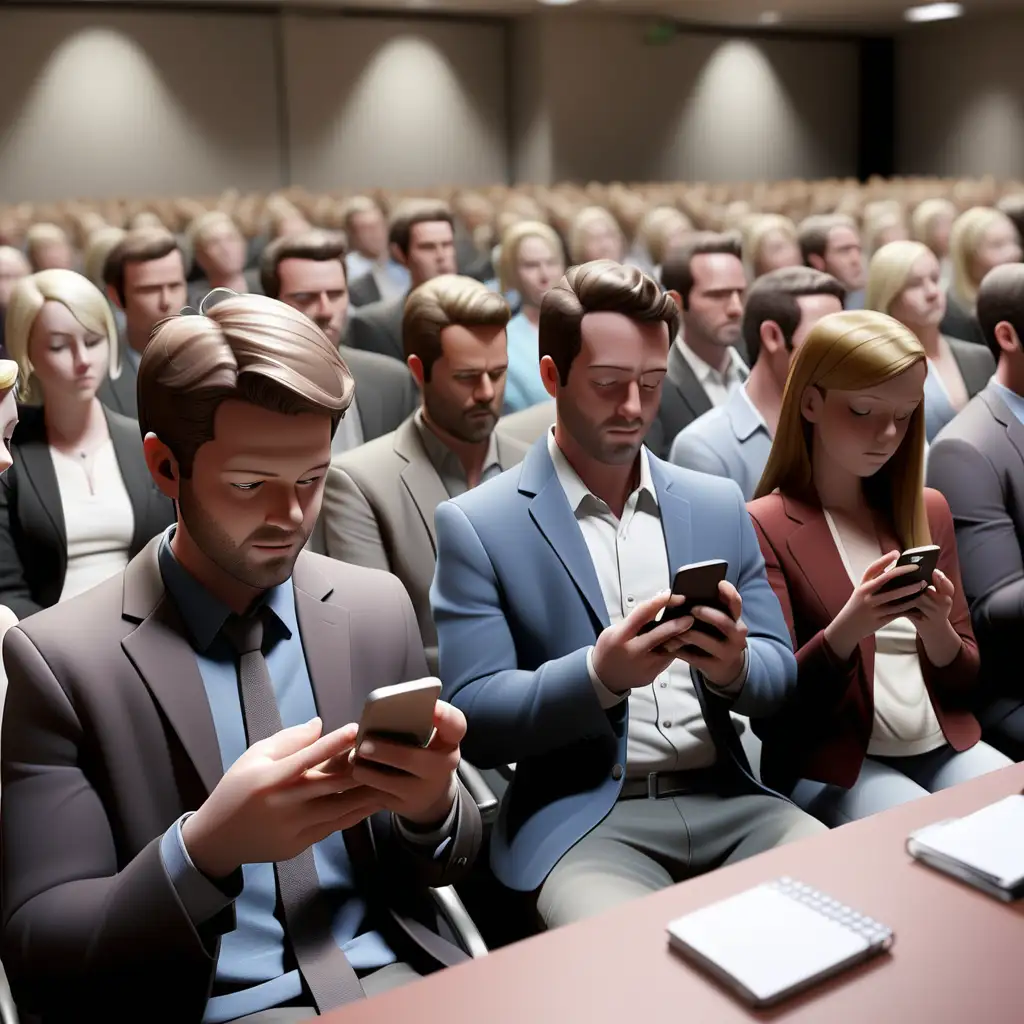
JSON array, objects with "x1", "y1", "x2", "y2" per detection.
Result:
[
  {"x1": 83, "y1": 225, "x2": 126, "y2": 289},
  {"x1": 498, "y1": 220, "x2": 564, "y2": 294},
  {"x1": 4, "y1": 269, "x2": 120, "y2": 404},
  {"x1": 755, "y1": 309, "x2": 930, "y2": 549},
  {"x1": 949, "y1": 206, "x2": 1015, "y2": 311},
  {"x1": 639, "y1": 206, "x2": 693, "y2": 267},
  {"x1": 567, "y1": 206, "x2": 623, "y2": 264},
  {"x1": 865, "y1": 240, "x2": 935, "y2": 315},
  {"x1": 743, "y1": 214, "x2": 798, "y2": 277},
  {"x1": 187, "y1": 210, "x2": 240, "y2": 252},
  {"x1": 911, "y1": 198, "x2": 956, "y2": 256}
]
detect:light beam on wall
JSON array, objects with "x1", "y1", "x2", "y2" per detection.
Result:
[{"x1": 904, "y1": 3, "x2": 964, "y2": 22}]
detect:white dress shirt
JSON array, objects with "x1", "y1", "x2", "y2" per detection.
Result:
[
  {"x1": 547, "y1": 432, "x2": 747, "y2": 776},
  {"x1": 676, "y1": 337, "x2": 748, "y2": 409}
]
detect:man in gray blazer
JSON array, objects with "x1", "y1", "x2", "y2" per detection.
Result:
[
  {"x1": 670, "y1": 267, "x2": 845, "y2": 499},
  {"x1": 347, "y1": 201, "x2": 458, "y2": 362},
  {"x1": 323, "y1": 276, "x2": 528, "y2": 672},
  {"x1": 928, "y1": 263, "x2": 1024, "y2": 760},
  {"x1": 1, "y1": 293, "x2": 481, "y2": 1021}
]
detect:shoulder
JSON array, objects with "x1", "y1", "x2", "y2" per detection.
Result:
[
  {"x1": 923, "y1": 487, "x2": 954, "y2": 533},
  {"x1": 680, "y1": 404, "x2": 729, "y2": 438},
  {"x1": 932, "y1": 392, "x2": 995, "y2": 449},
  {"x1": 330, "y1": 427, "x2": 399, "y2": 477},
  {"x1": 11, "y1": 404, "x2": 45, "y2": 447},
  {"x1": 339, "y1": 344, "x2": 410, "y2": 381},
  {"x1": 650, "y1": 454, "x2": 741, "y2": 502},
  {"x1": 445, "y1": 462, "x2": 526, "y2": 519},
  {"x1": 745, "y1": 491, "x2": 786, "y2": 530},
  {"x1": 296, "y1": 551, "x2": 408, "y2": 608}
]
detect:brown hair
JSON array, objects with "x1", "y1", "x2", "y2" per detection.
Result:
[
  {"x1": 742, "y1": 266, "x2": 846, "y2": 365},
  {"x1": 402, "y1": 274, "x2": 510, "y2": 381},
  {"x1": 388, "y1": 200, "x2": 454, "y2": 257},
  {"x1": 977, "y1": 262, "x2": 1024, "y2": 364},
  {"x1": 540, "y1": 260, "x2": 680, "y2": 385},
  {"x1": 104, "y1": 228, "x2": 183, "y2": 306},
  {"x1": 798, "y1": 213, "x2": 857, "y2": 265},
  {"x1": 259, "y1": 230, "x2": 348, "y2": 299},
  {"x1": 138, "y1": 292, "x2": 353, "y2": 477},
  {"x1": 660, "y1": 231, "x2": 742, "y2": 310}
]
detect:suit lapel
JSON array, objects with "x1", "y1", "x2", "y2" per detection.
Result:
[
  {"x1": 394, "y1": 418, "x2": 449, "y2": 553},
  {"x1": 650, "y1": 462, "x2": 692, "y2": 575},
  {"x1": 666, "y1": 342, "x2": 713, "y2": 421},
  {"x1": 16, "y1": 430, "x2": 67, "y2": 553},
  {"x1": 984, "y1": 387, "x2": 1024, "y2": 475},
  {"x1": 120, "y1": 540, "x2": 223, "y2": 796}
]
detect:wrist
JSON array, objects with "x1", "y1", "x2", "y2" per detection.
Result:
[
  {"x1": 823, "y1": 618, "x2": 857, "y2": 662},
  {"x1": 181, "y1": 809, "x2": 237, "y2": 880},
  {"x1": 401, "y1": 779, "x2": 457, "y2": 828}
]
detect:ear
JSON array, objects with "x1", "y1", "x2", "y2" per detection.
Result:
[
  {"x1": 760, "y1": 320, "x2": 785, "y2": 357},
  {"x1": 143, "y1": 432, "x2": 181, "y2": 500},
  {"x1": 539, "y1": 355, "x2": 560, "y2": 400},
  {"x1": 407, "y1": 354, "x2": 426, "y2": 390},
  {"x1": 800, "y1": 384, "x2": 824, "y2": 424},
  {"x1": 994, "y1": 320, "x2": 1021, "y2": 355},
  {"x1": 390, "y1": 242, "x2": 408, "y2": 269},
  {"x1": 807, "y1": 253, "x2": 826, "y2": 273},
  {"x1": 106, "y1": 283, "x2": 125, "y2": 312}
]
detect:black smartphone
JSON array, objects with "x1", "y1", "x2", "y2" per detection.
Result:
[
  {"x1": 876, "y1": 545, "x2": 941, "y2": 594},
  {"x1": 638, "y1": 560, "x2": 729, "y2": 641}
]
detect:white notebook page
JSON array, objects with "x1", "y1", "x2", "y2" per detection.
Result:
[{"x1": 668, "y1": 884, "x2": 869, "y2": 1003}]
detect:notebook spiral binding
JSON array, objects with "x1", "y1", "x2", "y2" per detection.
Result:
[{"x1": 772, "y1": 878, "x2": 894, "y2": 948}]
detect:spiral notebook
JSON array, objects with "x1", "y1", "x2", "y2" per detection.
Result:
[{"x1": 666, "y1": 878, "x2": 894, "y2": 1007}]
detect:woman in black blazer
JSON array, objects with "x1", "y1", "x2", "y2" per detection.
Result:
[{"x1": 0, "y1": 270, "x2": 173, "y2": 619}]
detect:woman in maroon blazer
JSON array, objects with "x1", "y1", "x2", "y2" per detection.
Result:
[{"x1": 746, "y1": 309, "x2": 1009, "y2": 826}]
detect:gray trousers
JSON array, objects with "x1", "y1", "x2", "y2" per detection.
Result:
[
  {"x1": 229, "y1": 962, "x2": 421, "y2": 1022},
  {"x1": 536, "y1": 790, "x2": 825, "y2": 930}
]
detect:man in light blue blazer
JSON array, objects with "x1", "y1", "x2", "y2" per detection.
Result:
[
  {"x1": 669, "y1": 266, "x2": 845, "y2": 499},
  {"x1": 431, "y1": 261, "x2": 823, "y2": 930}
]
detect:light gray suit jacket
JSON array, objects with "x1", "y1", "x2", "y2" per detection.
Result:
[
  {"x1": 495, "y1": 400, "x2": 555, "y2": 448},
  {"x1": 348, "y1": 272, "x2": 382, "y2": 308},
  {"x1": 339, "y1": 344, "x2": 418, "y2": 441},
  {"x1": 321, "y1": 415, "x2": 529, "y2": 672},
  {"x1": 347, "y1": 294, "x2": 405, "y2": 362},
  {"x1": 646, "y1": 342, "x2": 714, "y2": 459},
  {"x1": 669, "y1": 385, "x2": 772, "y2": 501}
]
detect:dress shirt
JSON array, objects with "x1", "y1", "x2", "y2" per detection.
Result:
[
  {"x1": 413, "y1": 408, "x2": 502, "y2": 497},
  {"x1": 331, "y1": 394, "x2": 365, "y2": 456},
  {"x1": 546, "y1": 432, "x2": 748, "y2": 776},
  {"x1": 990, "y1": 379, "x2": 1024, "y2": 426},
  {"x1": 502, "y1": 312, "x2": 550, "y2": 413},
  {"x1": 675, "y1": 337, "x2": 749, "y2": 409},
  {"x1": 346, "y1": 252, "x2": 409, "y2": 301}
]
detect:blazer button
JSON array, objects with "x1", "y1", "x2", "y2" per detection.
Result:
[
  {"x1": 456, "y1": 856, "x2": 468, "y2": 867},
  {"x1": 611, "y1": 763, "x2": 624, "y2": 781}
]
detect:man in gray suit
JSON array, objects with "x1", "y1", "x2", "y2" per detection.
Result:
[
  {"x1": 647, "y1": 232, "x2": 749, "y2": 458},
  {"x1": 798, "y1": 213, "x2": 867, "y2": 310},
  {"x1": 100, "y1": 228, "x2": 188, "y2": 418},
  {"x1": 322, "y1": 275, "x2": 528, "y2": 672},
  {"x1": 928, "y1": 263, "x2": 1024, "y2": 760},
  {"x1": 670, "y1": 266, "x2": 845, "y2": 499},
  {"x1": 347, "y1": 201, "x2": 458, "y2": 363}
]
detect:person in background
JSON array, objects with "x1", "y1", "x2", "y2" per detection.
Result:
[
  {"x1": 0, "y1": 359, "x2": 22, "y2": 706},
  {"x1": 867, "y1": 240, "x2": 994, "y2": 441},
  {"x1": 742, "y1": 214, "x2": 802, "y2": 280},
  {"x1": 798, "y1": 213, "x2": 867, "y2": 309},
  {"x1": 0, "y1": 247, "x2": 31, "y2": 357},
  {"x1": 911, "y1": 197, "x2": 957, "y2": 289},
  {"x1": 25, "y1": 223, "x2": 75, "y2": 273},
  {"x1": 497, "y1": 221, "x2": 566, "y2": 413},
  {"x1": 567, "y1": 206, "x2": 625, "y2": 265},
  {"x1": 748, "y1": 309, "x2": 1010, "y2": 826},
  {"x1": 341, "y1": 195, "x2": 410, "y2": 306},
  {"x1": 186, "y1": 211, "x2": 261, "y2": 307},
  {"x1": 0, "y1": 270, "x2": 174, "y2": 618}
]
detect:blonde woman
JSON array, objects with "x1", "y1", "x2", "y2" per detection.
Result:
[
  {"x1": 747, "y1": 310, "x2": 1009, "y2": 825},
  {"x1": 742, "y1": 214, "x2": 802, "y2": 279},
  {"x1": 498, "y1": 221, "x2": 566, "y2": 411},
  {"x1": 910, "y1": 197, "x2": 957, "y2": 287},
  {"x1": 0, "y1": 270, "x2": 173, "y2": 618},
  {"x1": 567, "y1": 206, "x2": 625, "y2": 264},
  {"x1": 630, "y1": 205, "x2": 692, "y2": 278},
  {"x1": 942, "y1": 206, "x2": 1021, "y2": 344},
  {"x1": 867, "y1": 240, "x2": 994, "y2": 440}
]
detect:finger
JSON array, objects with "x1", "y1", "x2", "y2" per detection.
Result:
[
  {"x1": 253, "y1": 717, "x2": 323, "y2": 761},
  {"x1": 670, "y1": 627, "x2": 729, "y2": 660},
  {"x1": 869, "y1": 578, "x2": 928, "y2": 605},
  {"x1": 878, "y1": 594, "x2": 926, "y2": 619},
  {"x1": 632, "y1": 614, "x2": 694, "y2": 654},
  {"x1": 355, "y1": 738, "x2": 460, "y2": 783},
  {"x1": 275, "y1": 723, "x2": 359, "y2": 781},
  {"x1": 933, "y1": 569, "x2": 955, "y2": 596},
  {"x1": 296, "y1": 798, "x2": 386, "y2": 846},
  {"x1": 690, "y1": 605, "x2": 740, "y2": 636},
  {"x1": 716, "y1": 580, "x2": 742, "y2": 621},
  {"x1": 303, "y1": 786, "x2": 384, "y2": 827},
  {"x1": 864, "y1": 563, "x2": 921, "y2": 594},
  {"x1": 623, "y1": 589, "x2": 675, "y2": 636},
  {"x1": 429, "y1": 701, "x2": 467, "y2": 749},
  {"x1": 284, "y1": 770, "x2": 365, "y2": 802},
  {"x1": 863, "y1": 550, "x2": 901, "y2": 582},
  {"x1": 350, "y1": 759, "x2": 435, "y2": 801}
]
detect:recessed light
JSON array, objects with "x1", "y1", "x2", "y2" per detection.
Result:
[
  {"x1": 904, "y1": 2, "x2": 964, "y2": 22},
  {"x1": 758, "y1": 11, "x2": 782, "y2": 24},
  {"x1": 538, "y1": 0, "x2": 582, "y2": 5}
]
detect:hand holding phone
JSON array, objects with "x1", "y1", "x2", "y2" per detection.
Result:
[
  {"x1": 354, "y1": 678, "x2": 442, "y2": 768},
  {"x1": 638, "y1": 560, "x2": 730, "y2": 650},
  {"x1": 875, "y1": 545, "x2": 941, "y2": 594}
]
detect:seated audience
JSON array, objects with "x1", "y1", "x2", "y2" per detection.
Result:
[
  {"x1": 911, "y1": 197, "x2": 957, "y2": 287},
  {"x1": 798, "y1": 213, "x2": 867, "y2": 309},
  {"x1": 323, "y1": 275, "x2": 527, "y2": 671},
  {"x1": 186, "y1": 210, "x2": 261, "y2": 307},
  {"x1": 0, "y1": 357, "x2": 21, "y2": 656},
  {"x1": 348, "y1": 201, "x2": 457, "y2": 361},
  {"x1": 649, "y1": 232, "x2": 749, "y2": 457},
  {"x1": 100, "y1": 228, "x2": 189, "y2": 418},
  {"x1": 0, "y1": 293, "x2": 481, "y2": 1021},
  {"x1": 0, "y1": 246, "x2": 30, "y2": 357},
  {"x1": 497, "y1": 221, "x2": 566, "y2": 413},
  {"x1": 567, "y1": 205, "x2": 626, "y2": 264},
  {"x1": 341, "y1": 195, "x2": 410, "y2": 306},
  {"x1": 743, "y1": 214, "x2": 802, "y2": 279},
  {"x1": 747, "y1": 309, "x2": 1010, "y2": 826},
  {"x1": 867, "y1": 240, "x2": 994, "y2": 441},
  {"x1": 431, "y1": 260, "x2": 824, "y2": 929},
  {"x1": 928, "y1": 262, "x2": 1024, "y2": 761},
  {"x1": 0, "y1": 270, "x2": 174, "y2": 618},
  {"x1": 629, "y1": 205, "x2": 692, "y2": 278},
  {"x1": 25, "y1": 222, "x2": 75, "y2": 272},
  {"x1": 670, "y1": 266, "x2": 844, "y2": 498},
  {"x1": 942, "y1": 206, "x2": 1021, "y2": 345}
]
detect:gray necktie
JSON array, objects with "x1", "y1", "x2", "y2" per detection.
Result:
[{"x1": 221, "y1": 611, "x2": 366, "y2": 1011}]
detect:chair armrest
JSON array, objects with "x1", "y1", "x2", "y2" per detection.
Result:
[
  {"x1": 457, "y1": 761, "x2": 499, "y2": 824},
  {"x1": 428, "y1": 886, "x2": 489, "y2": 959},
  {"x1": 0, "y1": 957, "x2": 19, "y2": 1024}
]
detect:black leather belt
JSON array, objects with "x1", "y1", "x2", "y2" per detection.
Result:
[{"x1": 619, "y1": 767, "x2": 722, "y2": 800}]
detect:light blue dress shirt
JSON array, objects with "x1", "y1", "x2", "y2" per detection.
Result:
[
  {"x1": 923, "y1": 359, "x2": 959, "y2": 442},
  {"x1": 990, "y1": 379, "x2": 1024, "y2": 426},
  {"x1": 345, "y1": 252, "x2": 409, "y2": 298},
  {"x1": 156, "y1": 530, "x2": 394, "y2": 1023},
  {"x1": 502, "y1": 312, "x2": 549, "y2": 413}
]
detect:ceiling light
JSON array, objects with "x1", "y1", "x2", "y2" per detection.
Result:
[
  {"x1": 758, "y1": 11, "x2": 782, "y2": 24},
  {"x1": 538, "y1": 0, "x2": 582, "y2": 5},
  {"x1": 904, "y1": 3, "x2": 964, "y2": 22}
]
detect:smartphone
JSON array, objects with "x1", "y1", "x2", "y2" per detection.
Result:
[
  {"x1": 355, "y1": 678, "x2": 442, "y2": 748},
  {"x1": 877, "y1": 545, "x2": 941, "y2": 594},
  {"x1": 638, "y1": 560, "x2": 729, "y2": 640}
]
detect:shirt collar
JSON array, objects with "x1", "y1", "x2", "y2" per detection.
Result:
[
  {"x1": 675, "y1": 336, "x2": 748, "y2": 386},
  {"x1": 157, "y1": 526, "x2": 296, "y2": 652},
  {"x1": 413, "y1": 407, "x2": 500, "y2": 479},
  {"x1": 731, "y1": 383, "x2": 770, "y2": 441},
  {"x1": 546, "y1": 428, "x2": 658, "y2": 515},
  {"x1": 990, "y1": 379, "x2": 1024, "y2": 426}
]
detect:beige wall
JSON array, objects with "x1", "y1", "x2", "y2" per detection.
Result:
[{"x1": 898, "y1": 14, "x2": 1024, "y2": 178}]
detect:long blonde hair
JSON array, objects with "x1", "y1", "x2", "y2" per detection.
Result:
[
  {"x1": 497, "y1": 221, "x2": 565, "y2": 295},
  {"x1": 743, "y1": 214, "x2": 798, "y2": 277},
  {"x1": 865, "y1": 239, "x2": 934, "y2": 315},
  {"x1": 911, "y1": 198, "x2": 956, "y2": 257},
  {"x1": 755, "y1": 309, "x2": 931, "y2": 549},
  {"x1": 4, "y1": 269, "x2": 119, "y2": 405},
  {"x1": 949, "y1": 206, "x2": 1015, "y2": 311}
]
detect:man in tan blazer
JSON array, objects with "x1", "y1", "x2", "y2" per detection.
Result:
[
  {"x1": 1, "y1": 294, "x2": 481, "y2": 1023},
  {"x1": 322, "y1": 276, "x2": 529, "y2": 672}
]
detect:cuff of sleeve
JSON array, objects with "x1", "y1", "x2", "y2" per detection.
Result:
[
  {"x1": 160, "y1": 813, "x2": 242, "y2": 926},
  {"x1": 587, "y1": 646, "x2": 628, "y2": 710},
  {"x1": 394, "y1": 788, "x2": 460, "y2": 858},
  {"x1": 703, "y1": 646, "x2": 749, "y2": 698}
]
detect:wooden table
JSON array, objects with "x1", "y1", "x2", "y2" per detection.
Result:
[{"x1": 323, "y1": 764, "x2": 1024, "y2": 1023}]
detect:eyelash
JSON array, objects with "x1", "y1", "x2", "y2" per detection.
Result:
[
  {"x1": 231, "y1": 477, "x2": 321, "y2": 492},
  {"x1": 850, "y1": 409, "x2": 912, "y2": 421}
]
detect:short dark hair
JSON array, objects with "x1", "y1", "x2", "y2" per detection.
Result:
[
  {"x1": 798, "y1": 214, "x2": 857, "y2": 265},
  {"x1": 540, "y1": 260, "x2": 680, "y2": 385},
  {"x1": 742, "y1": 266, "x2": 847, "y2": 365},
  {"x1": 996, "y1": 194, "x2": 1024, "y2": 249},
  {"x1": 103, "y1": 228, "x2": 183, "y2": 306},
  {"x1": 388, "y1": 201, "x2": 455, "y2": 257},
  {"x1": 259, "y1": 229, "x2": 348, "y2": 299},
  {"x1": 660, "y1": 231, "x2": 742, "y2": 310},
  {"x1": 977, "y1": 262, "x2": 1024, "y2": 364}
]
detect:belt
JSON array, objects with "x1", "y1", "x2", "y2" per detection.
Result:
[{"x1": 618, "y1": 767, "x2": 722, "y2": 800}]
